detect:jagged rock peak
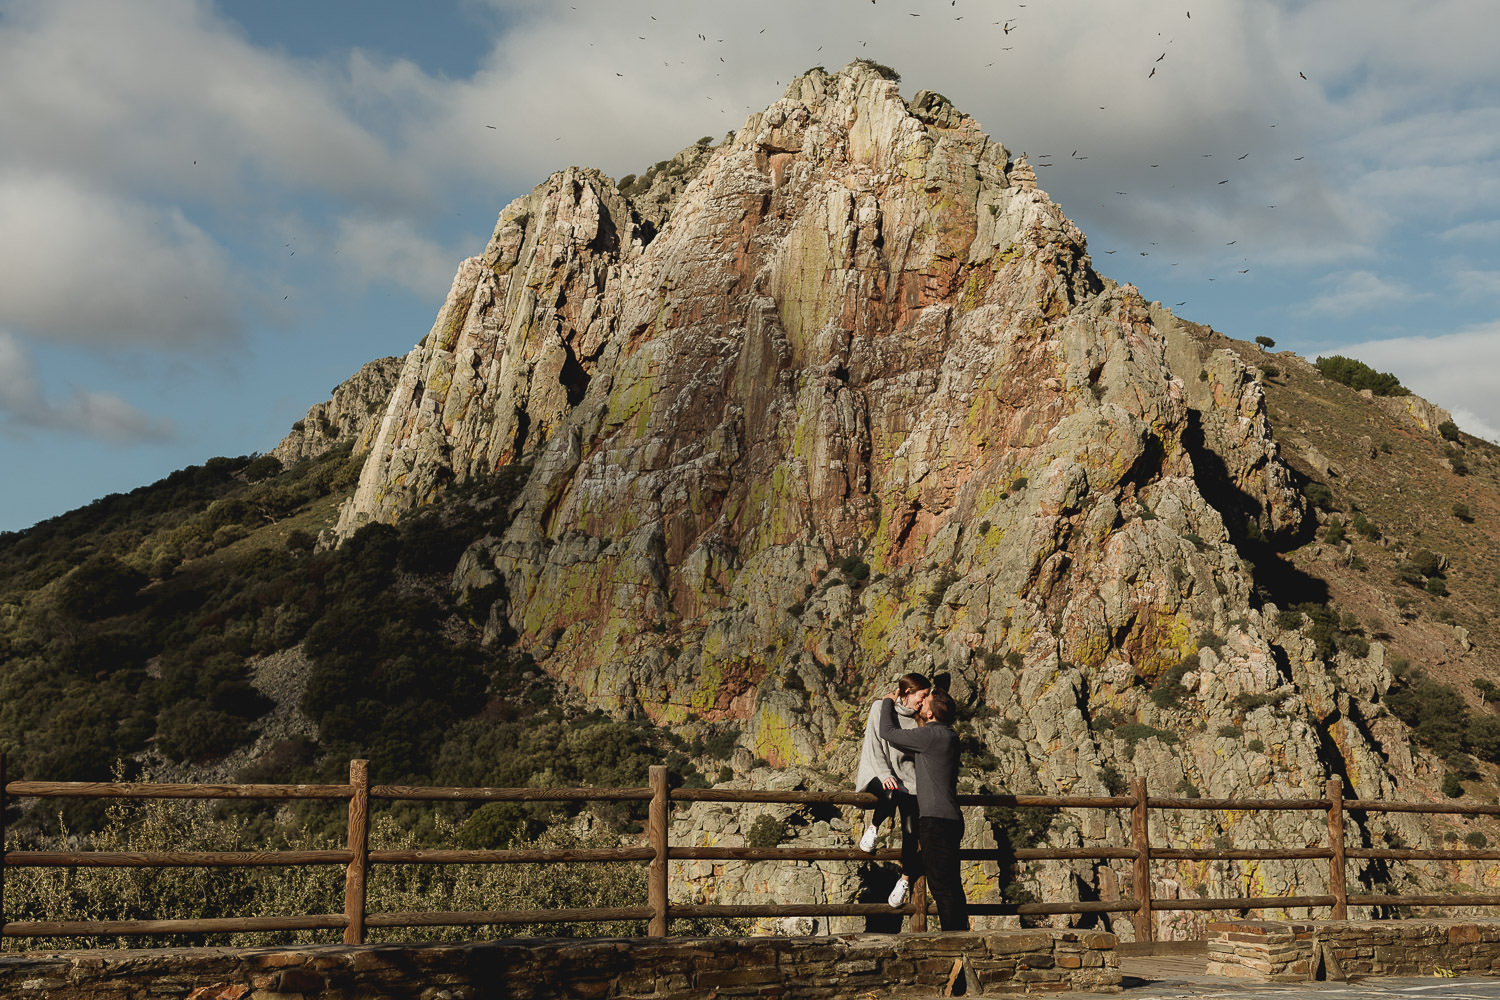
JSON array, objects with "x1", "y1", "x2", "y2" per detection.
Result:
[{"x1": 272, "y1": 356, "x2": 402, "y2": 466}]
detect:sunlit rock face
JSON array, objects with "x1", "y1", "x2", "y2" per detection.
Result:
[{"x1": 332, "y1": 62, "x2": 1426, "y2": 937}]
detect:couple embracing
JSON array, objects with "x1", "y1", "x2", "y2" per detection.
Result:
[{"x1": 853, "y1": 672, "x2": 970, "y2": 931}]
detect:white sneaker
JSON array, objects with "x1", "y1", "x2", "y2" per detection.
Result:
[
  {"x1": 858, "y1": 824, "x2": 878, "y2": 852},
  {"x1": 888, "y1": 875, "x2": 910, "y2": 908}
]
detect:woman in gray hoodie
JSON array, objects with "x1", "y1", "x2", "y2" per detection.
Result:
[{"x1": 854, "y1": 672, "x2": 930, "y2": 906}]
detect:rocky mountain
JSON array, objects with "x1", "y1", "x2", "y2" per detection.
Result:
[
  {"x1": 304, "y1": 61, "x2": 1500, "y2": 936},
  {"x1": 272, "y1": 356, "x2": 403, "y2": 467}
]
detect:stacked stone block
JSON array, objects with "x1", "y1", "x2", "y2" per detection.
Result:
[
  {"x1": 0, "y1": 930, "x2": 1120, "y2": 998},
  {"x1": 1207, "y1": 919, "x2": 1500, "y2": 982}
]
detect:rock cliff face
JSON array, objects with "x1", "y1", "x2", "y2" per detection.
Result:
[
  {"x1": 273, "y1": 356, "x2": 403, "y2": 465},
  {"x1": 331, "y1": 63, "x2": 1429, "y2": 936}
]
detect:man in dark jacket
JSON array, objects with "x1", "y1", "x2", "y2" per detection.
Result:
[{"x1": 878, "y1": 687, "x2": 969, "y2": 931}]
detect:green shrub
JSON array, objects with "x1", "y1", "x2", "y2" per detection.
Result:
[
  {"x1": 55, "y1": 555, "x2": 147, "y2": 620},
  {"x1": 1217, "y1": 724, "x2": 1243, "y2": 739},
  {"x1": 1313, "y1": 355, "x2": 1409, "y2": 396},
  {"x1": 1426, "y1": 577, "x2": 1449, "y2": 596},
  {"x1": 851, "y1": 57, "x2": 901, "y2": 82},
  {"x1": 1467, "y1": 715, "x2": 1500, "y2": 761},
  {"x1": 1453, "y1": 503, "x2": 1474, "y2": 523},
  {"x1": 243, "y1": 455, "x2": 283, "y2": 482},
  {"x1": 1442, "y1": 771, "x2": 1466, "y2": 797},
  {"x1": 1255, "y1": 336, "x2": 1276, "y2": 349},
  {"x1": 838, "y1": 556, "x2": 871, "y2": 581},
  {"x1": 1247, "y1": 739, "x2": 1265, "y2": 753},
  {"x1": 1115, "y1": 722, "x2": 1178, "y2": 749},
  {"x1": 1351, "y1": 512, "x2": 1380, "y2": 539},
  {"x1": 1275, "y1": 609, "x2": 1305, "y2": 630},
  {"x1": 746, "y1": 814, "x2": 786, "y2": 848},
  {"x1": 1150, "y1": 661, "x2": 1193, "y2": 709},
  {"x1": 1337, "y1": 633, "x2": 1370, "y2": 658},
  {"x1": 1467, "y1": 832, "x2": 1489, "y2": 849},
  {"x1": 1439, "y1": 420, "x2": 1461, "y2": 442},
  {"x1": 1387, "y1": 676, "x2": 1468, "y2": 759},
  {"x1": 1232, "y1": 691, "x2": 1287, "y2": 715},
  {"x1": 1099, "y1": 764, "x2": 1127, "y2": 795},
  {"x1": 926, "y1": 569, "x2": 960, "y2": 609},
  {"x1": 1260, "y1": 364, "x2": 1280, "y2": 379},
  {"x1": 1323, "y1": 518, "x2": 1347, "y2": 545},
  {"x1": 1303, "y1": 482, "x2": 1334, "y2": 511}
]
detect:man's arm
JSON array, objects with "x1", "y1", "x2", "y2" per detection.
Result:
[{"x1": 877, "y1": 698, "x2": 937, "y2": 753}]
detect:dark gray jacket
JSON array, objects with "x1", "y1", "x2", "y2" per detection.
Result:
[{"x1": 878, "y1": 698, "x2": 961, "y2": 821}]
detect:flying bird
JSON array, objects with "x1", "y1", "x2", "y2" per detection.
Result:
[
  {"x1": 1238, "y1": 153, "x2": 1249, "y2": 159},
  {"x1": 1218, "y1": 179, "x2": 1228, "y2": 184},
  {"x1": 1300, "y1": 72, "x2": 1307, "y2": 79},
  {"x1": 1157, "y1": 52, "x2": 1166, "y2": 61},
  {"x1": 1148, "y1": 67, "x2": 1156, "y2": 78}
]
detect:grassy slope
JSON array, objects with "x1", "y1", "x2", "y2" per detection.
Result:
[{"x1": 1238, "y1": 340, "x2": 1500, "y2": 700}]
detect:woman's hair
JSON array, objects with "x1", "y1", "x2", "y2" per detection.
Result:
[
  {"x1": 897, "y1": 672, "x2": 932, "y2": 697},
  {"x1": 926, "y1": 688, "x2": 957, "y2": 725}
]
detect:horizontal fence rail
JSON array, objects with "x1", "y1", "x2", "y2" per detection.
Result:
[{"x1": 4, "y1": 755, "x2": 1500, "y2": 945}]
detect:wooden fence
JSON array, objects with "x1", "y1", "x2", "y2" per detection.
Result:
[{"x1": 6, "y1": 755, "x2": 1500, "y2": 945}]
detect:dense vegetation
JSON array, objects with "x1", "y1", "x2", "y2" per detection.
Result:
[
  {"x1": 0, "y1": 447, "x2": 693, "y2": 844},
  {"x1": 1313, "y1": 354, "x2": 1410, "y2": 396}
]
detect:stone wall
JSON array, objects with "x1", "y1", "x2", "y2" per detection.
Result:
[
  {"x1": 0, "y1": 930, "x2": 1119, "y2": 998},
  {"x1": 1207, "y1": 919, "x2": 1500, "y2": 982}
]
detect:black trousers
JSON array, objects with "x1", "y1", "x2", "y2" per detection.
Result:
[
  {"x1": 862, "y1": 779, "x2": 921, "y2": 876},
  {"x1": 919, "y1": 816, "x2": 970, "y2": 931}
]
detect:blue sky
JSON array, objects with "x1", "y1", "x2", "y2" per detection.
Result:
[{"x1": 3, "y1": 0, "x2": 1498, "y2": 532}]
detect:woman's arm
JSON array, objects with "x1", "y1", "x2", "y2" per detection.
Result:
[{"x1": 863, "y1": 701, "x2": 899, "y2": 787}]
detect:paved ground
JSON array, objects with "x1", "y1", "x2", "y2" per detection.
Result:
[{"x1": 1076, "y1": 952, "x2": 1500, "y2": 999}]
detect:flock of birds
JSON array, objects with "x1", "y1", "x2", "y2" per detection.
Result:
[{"x1": 495, "y1": 1, "x2": 1324, "y2": 313}]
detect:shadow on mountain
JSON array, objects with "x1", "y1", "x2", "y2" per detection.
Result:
[{"x1": 1182, "y1": 410, "x2": 1328, "y2": 610}]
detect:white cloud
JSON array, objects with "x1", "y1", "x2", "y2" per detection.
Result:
[
  {"x1": 1440, "y1": 218, "x2": 1500, "y2": 243},
  {"x1": 333, "y1": 214, "x2": 469, "y2": 299},
  {"x1": 0, "y1": 171, "x2": 240, "y2": 349},
  {"x1": 0, "y1": 0, "x2": 430, "y2": 211},
  {"x1": 0, "y1": 331, "x2": 174, "y2": 441},
  {"x1": 1452, "y1": 268, "x2": 1500, "y2": 300},
  {"x1": 1339, "y1": 325, "x2": 1500, "y2": 443},
  {"x1": 1298, "y1": 270, "x2": 1422, "y2": 317}
]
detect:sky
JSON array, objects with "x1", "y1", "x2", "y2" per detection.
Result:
[{"x1": 2, "y1": 0, "x2": 1498, "y2": 533}]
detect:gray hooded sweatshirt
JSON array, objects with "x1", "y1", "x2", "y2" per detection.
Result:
[{"x1": 855, "y1": 699, "x2": 919, "y2": 793}]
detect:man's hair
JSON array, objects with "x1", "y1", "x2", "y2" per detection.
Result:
[
  {"x1": 926, "y1": 688, "x2": 957, "y2": 725},
  {"x1": 897, "y1": 672, "x2": 932, "y2": 697}
]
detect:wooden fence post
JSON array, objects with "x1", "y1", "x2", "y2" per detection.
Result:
[
  {"x1": 1327, "y1": 776, "x2": 1347, "y2": 920},
  {"x1": 911, "y1": 876, "x2": 928, "y2": 932},
  {"x1": 1130, "y1": 776, "x2": 1153, "y2": 944},
  {"x1": 1, "y1": 752, "x2": 8, "y2": 941},
  {"x1": 343, "y1": 759, "x2": 370, "y2": 945},
  {"x1": 649, "y1": 764, "x2": 669, "y2": 936}
]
